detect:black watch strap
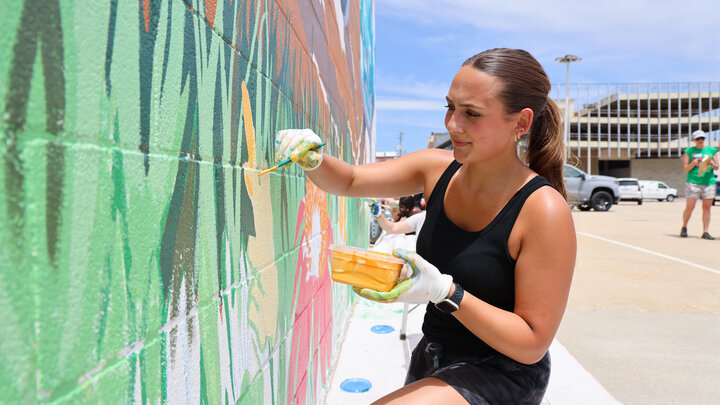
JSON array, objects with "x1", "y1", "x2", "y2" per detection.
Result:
[{"x1": 434, "y1": 283, "x2": 464, "y2": 314}]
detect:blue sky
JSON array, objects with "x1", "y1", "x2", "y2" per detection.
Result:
[{"x1": 373, "y1": 0, "x2": 720, "y2": 154}]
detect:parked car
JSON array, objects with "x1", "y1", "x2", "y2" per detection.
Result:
[
  {"x1": 563, "y1": 164, "x2": 620, "y2": 211},
  {"x1": 617, "y1": 178, "x2": 643, "y2": 205},
  {"x1": 639, "y1": 180, "x2": 678, "y2": 202}
]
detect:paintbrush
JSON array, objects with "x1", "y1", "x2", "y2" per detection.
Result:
[{"x1": 259, "y1": 143, "x2": 326, "y2": 176}]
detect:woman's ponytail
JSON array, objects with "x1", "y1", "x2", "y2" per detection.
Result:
[{"x1": 527, "y1": 98, "x2": 567, "y2": 199}]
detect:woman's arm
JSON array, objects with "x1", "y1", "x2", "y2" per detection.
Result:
[
  {"x1": 305, "y1": 150, "x2": 451, "y2": 198},
  {"x1": 452, "y1": 187, "x2": 576, "y2": 364},
  {"x1": 376, "y1": 215, "x2": 414, "y2": 235},
  {"x1": 683, "y1": 152, "x2": 698, "y2": 173},
  {"x1": 276, "y1": 128, "x2": 454, "y2": 198},
  {"x1": 305, "y1": 147, "x2": 453, "y2": 199}
]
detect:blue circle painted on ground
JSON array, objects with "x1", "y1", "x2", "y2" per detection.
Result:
[
  {"x1": 340, "y1": 378, "x2": 372, "y2": 393},
  {"x1": 370, "y1": 324, "x2": 395, "y2": 334}
]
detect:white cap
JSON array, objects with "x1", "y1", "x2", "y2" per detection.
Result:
[{"x1": 692, "y1": 130, "x2": 706, "y2": 140}]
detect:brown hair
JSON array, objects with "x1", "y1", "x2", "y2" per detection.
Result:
[{"x1": 463, "y1": 48, "x2": 567, "y2": 199}]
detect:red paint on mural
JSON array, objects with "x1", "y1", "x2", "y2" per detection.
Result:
[
  {"x1": 287, "y1": 180, "x2": 334, "y2": 404},
  {"x1": 142, "y1": 0, "x2": 150, "y2": 32},
  {"x1": 205, "y1": 0, "x2": 217, "y2": 29}
]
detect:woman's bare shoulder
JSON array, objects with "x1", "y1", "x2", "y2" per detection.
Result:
[
  {"x1": 521, "y1": 185, "x2": 573, "y2": 231},
  {"x1": 405, "y1": 149, "x2": 454, "y2": 200},
  {"x1": 383, "y1": 148, "x2": 454, "y2": 180},
  {"x1": 403, "y1": 149, "x2": 455, "y2": 175},
  {"x1": 349, "y1": 148, "x2": 454, "y2": 198}
]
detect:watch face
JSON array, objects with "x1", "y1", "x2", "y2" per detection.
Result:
[{"x1": 435, "y1": 299, "x2": 459, "y2": 314}]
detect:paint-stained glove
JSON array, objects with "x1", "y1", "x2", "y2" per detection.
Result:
[
  {"x1": 275, "y1": 128, "x2": 324, "y2": 171},
  {"x1": 354, "y1": 249, "x2": 453, "y2": 304},
  {"x1": 367, "y1": 199, "x2": 382, "y2": 217}
]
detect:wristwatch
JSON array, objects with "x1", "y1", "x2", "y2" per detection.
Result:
[{"x1": 434, "y1": 283, "x2": 464, "y2": 314}]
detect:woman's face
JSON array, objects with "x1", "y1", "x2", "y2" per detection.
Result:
[{"x1": 444, "y1": 66, "x2": 519, "y2": 164}]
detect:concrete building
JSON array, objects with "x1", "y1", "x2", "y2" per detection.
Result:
[
  {"x1": 427, "y1": 131, "x2": 451, "y2": 149},
  {"x1": 427, "y1": 82, "x2": 720, "y2": 196},
  {"x1": 559, "y1": 82, "x2": 720, "y2": 194},
  {"x1": 375, "y1": 151, "x2": 399, "y2": 162}
]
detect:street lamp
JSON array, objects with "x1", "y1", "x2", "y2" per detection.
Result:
[{"x1": 555, "y1": 54, "x2": 582, "y2": 162}]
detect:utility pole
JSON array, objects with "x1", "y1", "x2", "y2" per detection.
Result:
[{"x1": 396, "y1": 131, "x2": 404, "y2": 157}]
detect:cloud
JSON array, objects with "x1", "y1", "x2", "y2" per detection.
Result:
[
  {"x1": 377, "y1": 0, "x2": 718, "y2": 30},
  {"x1": 376, "y1": 0, "x2": 720, "y2": 58},
  {"x1": 376, "y1": 98, "x2": 446, "y2": 111},
  {"x1": 376, "y1": 109, "x2": 446, "y2": 130},
  {"x1": 375, "y1": 73, "x2": 450, "y2": 99},
  {"x1": 374, "y1": 0, "x2": 720, "y2": 153}
]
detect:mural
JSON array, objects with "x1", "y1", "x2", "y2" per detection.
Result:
[{"x1": 0, "y1": 0, "x2": 374, "y2": 404}]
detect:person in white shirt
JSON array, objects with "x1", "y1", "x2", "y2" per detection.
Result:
[
  {"x1": 370, "y1": 199, "x2": 426, "y2": 235},
  {"x1": 368, "y1": 200, "x2": 426, "y2": 254}
]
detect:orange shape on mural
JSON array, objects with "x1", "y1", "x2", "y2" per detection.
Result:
[{"x1": 241, "y1": 81, "x2": 257, "y2": 196}]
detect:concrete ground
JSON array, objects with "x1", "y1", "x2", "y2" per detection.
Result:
[
  {"x1": 325, "y1": 200, "x2": 720, "y2": 404},
  {"x1": 557, "y1": 200, "x2": 720, "y2": 404},
  {"x1": 325, "y1": 300, "x2": 619, "y2": 404}
]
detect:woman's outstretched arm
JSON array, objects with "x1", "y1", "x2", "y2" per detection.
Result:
[{"x1": 276, "y1": 128, "x2": 453, "y2": 198}]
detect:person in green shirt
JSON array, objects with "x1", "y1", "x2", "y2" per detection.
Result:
[{"x1": 681, "y1": 130, "x2": 719, "y2": 239}]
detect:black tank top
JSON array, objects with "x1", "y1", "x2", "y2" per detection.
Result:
[{"x1": 417, "y1": 160, "x2": 553, "y2": 356}]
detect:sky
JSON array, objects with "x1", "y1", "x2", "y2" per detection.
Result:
[{"x1": 373, "y1": 0, "x2": 720, "y2": 154}]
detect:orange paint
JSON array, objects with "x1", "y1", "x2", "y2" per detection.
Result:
[
  {"x1": 241, "y1": 82, "x2": 257, "y2": 166},
  {"x1": 297, "y1": 179, "x2": 333, "y2": 280},
  {"x1": 241, "y1": 81, "x2": 256, "y2": 196},
  {"x1": 143, "y1": 0, "x2": 150, "y2": 32},
  {"x1": 205, "y1": 0, "x2": 217, "y2": 29},
  {"x1": 337, "y1": 196, "x2": 347, "y2": 244},
  {"x1": 329, "y1": 245, "x2": 404, "y2": 292}
]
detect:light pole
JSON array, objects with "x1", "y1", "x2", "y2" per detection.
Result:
[{"x1": 555, "y1": 54, "x2": 581, "y2": 164}]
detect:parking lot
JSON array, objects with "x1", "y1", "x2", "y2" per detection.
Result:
[{"x1": 557, "y1": 200, "x2": 720, "y2": 404}]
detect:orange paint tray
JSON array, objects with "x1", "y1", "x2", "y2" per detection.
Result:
[{"x1": 328, "y1": 244, "x2": 405, "y2": 292}]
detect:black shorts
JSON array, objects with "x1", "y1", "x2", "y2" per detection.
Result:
[{"x1": 405, "y1": 337, "x2": 550, "y2": 405}]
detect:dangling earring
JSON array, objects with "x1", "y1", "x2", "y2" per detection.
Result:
[{"x1": 514, "y1": 129, "x2": 522, "y2": 142}]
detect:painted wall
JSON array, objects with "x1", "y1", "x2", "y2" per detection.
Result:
[{"x1": 0, "y1": 0, "x2": 374, "y2": 403}]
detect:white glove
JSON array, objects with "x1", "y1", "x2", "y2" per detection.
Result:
[
  {"x1": 275, "y1": 128, "x2": 324, "y2": 171},
  {"x1": 354, "y1": 249, "x2": 453, "y2": 304}
]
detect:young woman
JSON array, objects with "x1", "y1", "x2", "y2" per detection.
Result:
[{"x1": 275, "y1": 48, "x2": 576, "y2": 404}]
